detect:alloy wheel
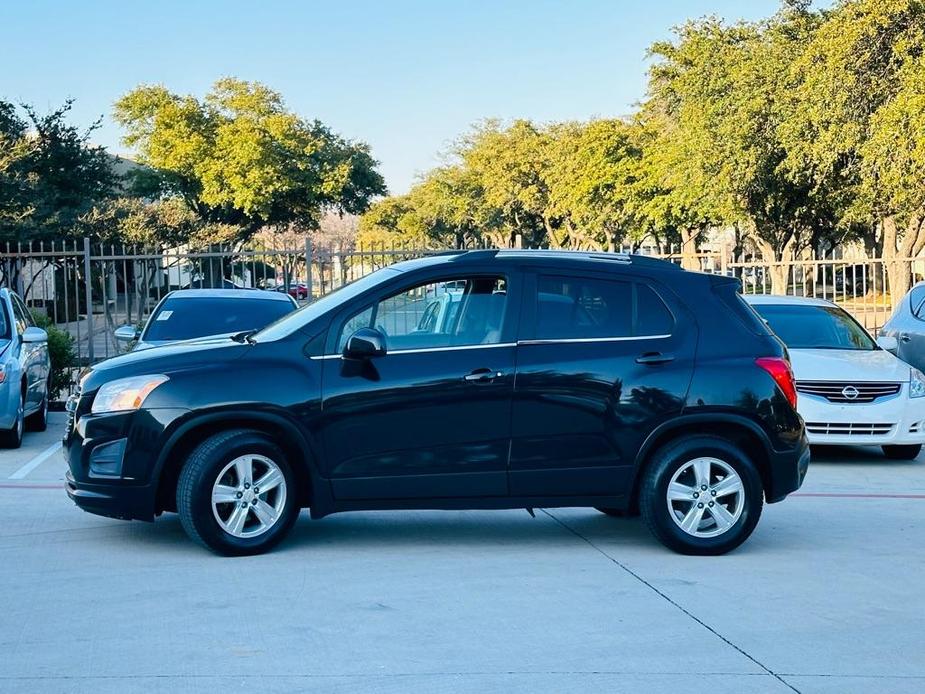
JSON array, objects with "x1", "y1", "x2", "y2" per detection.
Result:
[
  {"x1": 211, "y1": 454, "x2": 288, "y2": 539},
  {"x1": 666, "y1": 457, "x2": 745, "y2": 538}
]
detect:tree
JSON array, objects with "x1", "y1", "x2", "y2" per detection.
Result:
[
  {"x1": 782, "y1": 0, "x2": 925, "y2": 298},
  {"x1": 0, "y1": 99, "x2": 116, "y2": 243},
  {"x1": 645, "y1": 7, "x2": 831, "y2": 290},
  {"x1": 114, "y1": 78, "x2": 386, "y2": 243}
]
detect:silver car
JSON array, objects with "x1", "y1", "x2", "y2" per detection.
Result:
[
  {"x1": 880, "y1": 282, "x2": 925, "y2": 371},
  {"x1": 0, "y1": 288, "x2": 50, "y2": 448}
]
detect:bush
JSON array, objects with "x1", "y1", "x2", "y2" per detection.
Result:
[{"x1": 30, "y1": 310, "x2": 77, "y2": 400}]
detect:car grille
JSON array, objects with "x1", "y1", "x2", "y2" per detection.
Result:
[
  {"x1": 795, "y1": 381, "x2": 901, "y2": 403},
  {"x1": 805, "y1": 422, "x2": 895, "y2": 436}
]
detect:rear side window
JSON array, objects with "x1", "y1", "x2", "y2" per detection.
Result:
[
  {"x1": 910, "y1": 285, "x2": 925, "y2": 318},
  {"x1": 714, "y1": 280, "x2": 771, "y2": 336},
  {"x1": 533, "y1": 275, "x2": 674, "y2": 340}
]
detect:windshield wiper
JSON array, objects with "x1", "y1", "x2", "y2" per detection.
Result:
[{"x1": 230, "y1": 329, "x2": 258, "y2": 344}]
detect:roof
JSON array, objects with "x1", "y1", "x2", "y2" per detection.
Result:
[
  {"x1": 388, "y1": 249, "x2": 682, "y2": 274},
  {"x1": 744, "y1": 294, "x2": 836, "y2": 307},
  {"x1": 165, "y1": 288, "x2": 294, "y2": 302}
]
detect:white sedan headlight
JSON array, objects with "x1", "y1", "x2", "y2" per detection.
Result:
[
  {"x1": 91, "y1": 374, "x2": 169, "y2": 414},
  {"x1": 910, "y1": 369, "x2": 925, "y2": 399}
]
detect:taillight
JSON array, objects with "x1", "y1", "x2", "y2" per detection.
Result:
[{"x1": 755, "y1": 357, "x2": 797, "y2": 409}]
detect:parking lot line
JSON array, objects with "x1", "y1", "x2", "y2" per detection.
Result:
[{"x1": 9, "y1": 442, "x2": 62, "y2": 480}]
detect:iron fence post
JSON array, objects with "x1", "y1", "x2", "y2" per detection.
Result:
[
  {"x1": 305, "y1": 237, "x2": 313, "y2": 300},
  {"x1": 83, "y1": 237, "x2": 94, "y2": 363}
]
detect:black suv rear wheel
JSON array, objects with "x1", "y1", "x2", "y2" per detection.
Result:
[
  {"x1": 177, "y1": 429, "x2": 300, "y2": 555},
  {"x1": 639, "y1": 435, "x2": 763, "y2": 555}
]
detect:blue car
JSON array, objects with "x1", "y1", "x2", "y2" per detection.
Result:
[{"x1": 0, "y1": 288, "x2": 51, "y2": 448}]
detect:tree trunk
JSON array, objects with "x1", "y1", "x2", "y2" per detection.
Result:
[
  {"x1": 883, "y1": 212, "x2": 925, "y2": 302},
  {"x1": 754, "y1": 234, "x2": 796, "y2": 295},
  {"x1": 679, "y1": 227, "x2": 700, "y2": 271}
]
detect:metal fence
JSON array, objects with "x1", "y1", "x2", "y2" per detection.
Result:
[{"x1": 1, "y1": 238, "x2": 922, "y2": 399}]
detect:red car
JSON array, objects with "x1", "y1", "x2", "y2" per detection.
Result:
[{"x1": 274, "y1": 283, "x2": 309, "y2": 300}]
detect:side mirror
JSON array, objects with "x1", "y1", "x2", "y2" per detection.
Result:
[
  {"x1": 343, "y1": 327, "x2": 387, "y2": 360},
  {"x1": 114, "y1": 325, "x2": 140, "y2": 343},
  {"x1": 22, "y1": 326, "x2": 48, "y2": 344},
  {"x1": 877, "y1": 335, "x2": 899, "y2": 352}
]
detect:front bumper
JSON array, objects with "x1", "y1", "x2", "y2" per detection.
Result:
[
  {"x1": 799, "y1": 389, "x2": 925, "y2": 446},
  {"x1": 63, "y1": 402, "x2": 189, "y2": 522}
]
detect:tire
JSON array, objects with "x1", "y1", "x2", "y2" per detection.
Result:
[
  {"x1": 882, "y1": 444, "x2": 921, "y2": 460},
  {"x1": 25, "y1": 383, "x2": 49, "y2": 432},
  {"x1": 177, "y1": 429, "x2": 300, "y2": 556},
  {"x1": 639, "y1": 435, "x2": 763, "y2": 555},
  {"x1": 0, "y1": 391, "x2": 24, "y2": 449}
]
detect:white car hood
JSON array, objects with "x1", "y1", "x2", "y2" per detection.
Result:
[{"x1": 789, "y1": 348, "x2": 911, "y2": 383}]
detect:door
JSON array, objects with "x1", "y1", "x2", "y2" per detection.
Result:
[
  {"x1": 10, "y1": 294, "x2": 48, "y2": 412},
  {"x1": 320, "y1": 273, "x2": 517, "y2": 500},
  {"x1": 509, "y1": 271, "x2": 696, "y2": 497}
]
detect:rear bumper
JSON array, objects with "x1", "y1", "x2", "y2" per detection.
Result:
[{"x1": 766, "y1": 432, "x2": 810, "y2": 503}]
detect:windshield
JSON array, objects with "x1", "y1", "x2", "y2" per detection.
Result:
[
  {"x1": 752, "y1": 303, "x2": 876, "y2": 351},
  {"x1": 144, "y1": 296, "x2": 295, "y2": 342},
  {"x1": 254, "y1": 267, "x2": 402, "y2": 342}
]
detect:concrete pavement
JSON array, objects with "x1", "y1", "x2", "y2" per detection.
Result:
[{"x1": 1, "y1": 419, "x2": 923, "y2": 693}]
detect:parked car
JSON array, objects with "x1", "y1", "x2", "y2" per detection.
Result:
[
  {"x1": 879, "y1": 282, "x2": 925, "y2": 374},
  {"x1": 114, "y1": 289, "x2": 297, "y2": 351},
  {"x1": 746, "y1": 295, "x2": 925, "y2": 460},
  {"x1": 66, "y1": 250, "x2": 809, "y2": 556},
  {"x1": 274, "y1": 283, "x2": 309, "y2": 300},
  {"x1": 0, "y1": 288, "x2": 50, "y2": 448}
]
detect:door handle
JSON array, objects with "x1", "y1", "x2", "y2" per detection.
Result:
[
  {"x1": 636, "y1": 352, "x2": 674, "y2": 365},
  {"x1": 900, "y1": 333, "x2": 912, "y2": 343},
  {"x1": 463, "y1": 368, "x2": 502, "y2": 383}
]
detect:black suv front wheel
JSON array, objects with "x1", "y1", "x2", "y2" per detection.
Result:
[
  {"x1": 177, "y1": 429, "x2": 300, "y2": 555},
  {"x1": 640, "y1": 435, "x2": 763, "y2": 555}
]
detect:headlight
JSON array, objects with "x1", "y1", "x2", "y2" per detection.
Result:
[
  {"x1": 910, "y1": 369, "x2": 925, "y2": 399},
  {"x1": 91, "y1": 374, "x2": 169, "y2": 414}
]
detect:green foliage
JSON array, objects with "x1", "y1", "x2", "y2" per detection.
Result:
[
  {"x1": 114, "y1": 78, "x2": 386, "y2": 242},
  {"x1": 29, "y1": 309, "x2": 76, "y2": 398},
  {"x1": 0, "y1": 100, "x2": 116, "y2": 243}
]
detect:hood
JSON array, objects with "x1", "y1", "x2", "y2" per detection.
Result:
[
  {"x1": 82, "y1": 334, "x2": 250, "y2": 392},
  {"x1": 789, "y1": 348, "x2": 912, "y2": 383}
]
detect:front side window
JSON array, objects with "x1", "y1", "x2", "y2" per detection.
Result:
[
  {"x1": 534, "y1": 275, "x2": 673, "y2": 340},
  {"x1": 10, "y1": 294, "x2": 30, "y2": 334},
  {"x1": 752, "y1": 304, "x2": 875, "y2": 350},
  {"x1": 337, "y1": 276, "x2": 507, "y2": 352}
]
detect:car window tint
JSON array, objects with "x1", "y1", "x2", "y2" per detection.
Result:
[
  {"x1": 752, "y1": 304, "x2": 875, "y2": 350},
  {"x1": 10, "y1": 294, "x2": 29, "y2": 334},
  {"x1": 0, "y1": 300, "x2": 10, "y2": 339},
  {"x1": 536, "y1": 276, "x2": 632, "y2": 339},
  {"x1": 336, "y1": 306, "x2": 374, "y2": 352},
  {"x1": 143, "y1": 296, "x2": 295, "y2": 342},
  {"x1": 910, "y1": 285, "x2": 925, "y2": 317},
  {"x1": 636, "y1": 284, "x2": 674, "y2": 336},
  {"x1": 372, "y1": 277, "x2": 507, "y2": 351}
]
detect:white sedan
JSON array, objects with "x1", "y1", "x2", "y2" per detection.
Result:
[{"x1": 746, "y1": 295, "x2": 925, "y2": 460}]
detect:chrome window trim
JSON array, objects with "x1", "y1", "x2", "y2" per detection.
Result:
[
  {"x1": 310, "y1": 342, "x2": 517, "y2": 360},
  {"x1": 517, "y1": 334, "x2": 670, "y2": 345}
]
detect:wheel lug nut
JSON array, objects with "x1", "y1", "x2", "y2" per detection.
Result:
[
  {"x1": 709, "y1": 501, "x2": 714, "y2": 507},
  {"x1": 253, "y1": 488, "x2": 259, "y2": 494},
  {"x1": 244, "y1": 483, "x2": 250, "y2": 489},
  {"x1": 240, "y1": 502, "x2": 248, "y2": 509},
  {"x1": 701, "y1": 485, "x2": 707, "y2": 491},
  {"x1": 697, "y1": 502, "x2": 704, "y2": 508},
  {"x1": 251, "y1": 499, "x2": 258, "y2": 505},
  {"x1": 711, "y1": 490, "x2": 717, "y2": 496},
  {"x1": 236, "y1": 492, "x2": 243, "y2": 499},
  {"x1": 693, "y1": 491, "x2": 699, "y2": 498}
]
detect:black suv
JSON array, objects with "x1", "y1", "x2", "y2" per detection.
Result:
[{"x1": 65, "y1": 251, "x2": 809, "y2": 555}]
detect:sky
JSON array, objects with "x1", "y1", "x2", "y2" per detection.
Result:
[{"x1": 3, "y1": 0, "x2": 794, "y2": 195}]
